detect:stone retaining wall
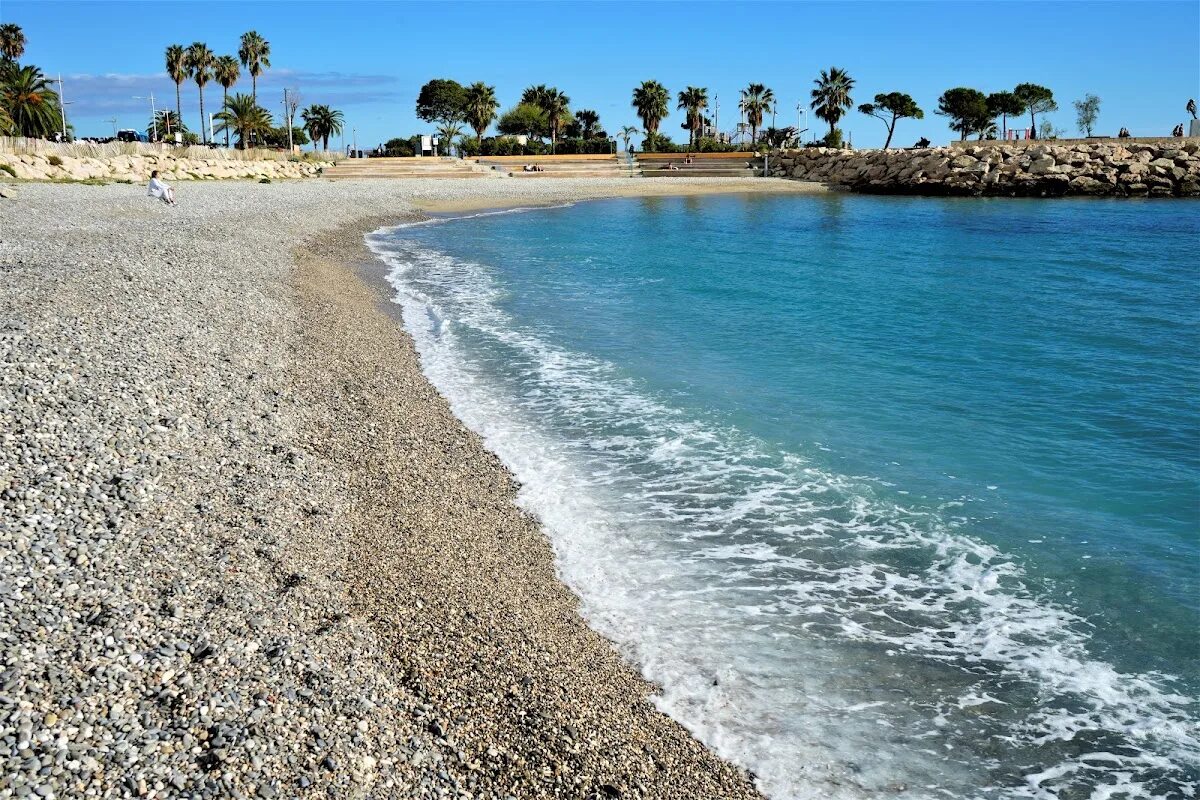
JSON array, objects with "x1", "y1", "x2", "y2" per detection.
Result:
[
  {"x1": 767, "y1": 140, "x2": 1200, "y2": 197},
  {"x1": 0, "y1": 151, "x2": 333, "y2": 182}
]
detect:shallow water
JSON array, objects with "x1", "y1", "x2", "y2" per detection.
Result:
[{"x1": 369, "y1": 194, "x2": 1199, "y2": 799}]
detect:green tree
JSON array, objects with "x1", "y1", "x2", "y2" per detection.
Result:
[
  {"x1": 1073, "y1": 93, "x2": 1101, "y2": 137},
  {"x1": 2, "y1": 64, "x2": 62, "y2": 137},
  {"x1": 521, "y1": 84, "x2": 552, "y2": 107},
  {"x1": 147, "y1": 110, "x2": 187, "y2": 140},
  {"x1": 618, "y1": 125, "x2": 640, "y2": 152},
  {"x1": 857, "y1": 92, "x2": 923, "y2": 149},
  {"x1": 740, "y1": 83, "x2": 774, "y2": 146},
  {"x1": 0, "y1": 23, "x2": 25, "y2": 62},
  {"x1": 1013, "y1": 83, "x2": 1057, "y2": 132},
  {"x1": 573, "y1": 109, "x2": 601, "y2": 139},
  {"x1": 435, "y1": 122, "x2": 463, "y2": 155},
  {"x1": 0, "y1": 103, "x2": 14, "y2": 136},
  {"x1": 676, "y1": 86, "x2": 708, "y2": 146},
  {"x1": 238, "y1": 31, "x2": 271, "y2": 102},
  {"x1": 300, "y1": 103, "x2": 344, "y2": 151},
  {"x1": 185, "y1": 42, "x2": 215, "y2": 143},
  {"x1": 539, "y1": 88, "x2": 570, "y2": 151},
  {"x1": 986, "y1": 91, "x2": 1023, "y2": 139},
  {"x1": 936, "y1": 87, "x2": 990, "y2": 140},
  {"x1": 632, "y1": 80, "x2": 670, "y2": 148},
  {"x1": 496, "y1": 103, "x2": 549, "y2": 139},
  {"x1": 416, "y1": 79, "x2": 467, "y2": 127},
  {"x1": 463, "y1": 82, "x2": 499, "y2": 148},
  {"x1": 810, "y1": 67, "x2": 855, "y2": 138},
  {"x1": 214, "y1": 94, "x2": 271, "y2": 149},
  {"x1": 164, "y1": 44, "x2": 188, "y2": 135},
  {"x1": 213, "y1": 55, "x2": 240, "y2": 147}
]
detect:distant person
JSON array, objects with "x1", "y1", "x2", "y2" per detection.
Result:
[
  {"x1": 1172, "y1": 123, "x2": 1184, "y2": 138},
  {"x1": 1118, "y1": 127, "x2": 1131, "y2": 139},
  {"x1": 147, "y1": 170, "x2": 176, "y2": 206}
]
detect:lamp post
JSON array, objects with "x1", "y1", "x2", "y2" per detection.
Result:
[
  {"x1": 56, "y1": 74, "x2": 69, "y2": 141},
  {"x1": 134, "y1": 94, "x2": 157, "y2": 141}
]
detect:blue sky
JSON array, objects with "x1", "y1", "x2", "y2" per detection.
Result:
[{"x1": 5, "y1": 0, "x2": 1198, "y2": 148}]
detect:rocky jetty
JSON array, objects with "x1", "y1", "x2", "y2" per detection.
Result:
[
  {"x1": 767, "y1": 140, "x2": 1200, "y2": 197},
  {"x1": 0, "y1": 151, "x2": 331, "y2": 182}
]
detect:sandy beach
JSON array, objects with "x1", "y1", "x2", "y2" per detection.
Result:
[{"x1": 0, "y1": 177, "x2": 819, "y2": 799}]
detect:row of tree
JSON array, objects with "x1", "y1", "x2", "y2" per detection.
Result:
[
  {"x1": 0, "y1": 23, "x2": 66, "y2": 138},
  {"x1": 163, "y1": 31, "x2": 270, "y2": 145}
]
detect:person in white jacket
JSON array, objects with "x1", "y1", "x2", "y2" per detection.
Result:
[{"x1": 147, "y1": 170, "x2": 176, "y2": 206}]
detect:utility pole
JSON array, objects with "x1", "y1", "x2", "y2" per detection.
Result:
[
  {"x1": 714, "y1": 94, "x2": 719, "y2": 141},
  {"x1": 56, "y1": 74, "x2": 68, "y2": 141},
  {"x1": 283, "y1": 88, "x2": 294, "y2": 152},
  {"x1": 135, "y1": 94, "x2": 157, "y2": 141}
]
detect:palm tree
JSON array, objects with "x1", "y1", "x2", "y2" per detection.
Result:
[
  {"x1": 214, "y1": 93, "x2": 271, "y2": 149},
  {"x1": 677, "y1": 86, "x2": 708, "y2": 146},
  {"x1": 739, "y1": 83, "x2": 774, "y2": 146},
  {"x1": 0, "y1": 23, "x2": 25, "y2": 62},
  {"x1": 632, "y1": 80, "x2": 669, "y2": 149},
  {"x1": 185, "y1": 42, "x2": 215, "y2": 143},
  {"x1": 147, "y1": 110, "x2": 186, "y2": 140},
  {"x1": 1, "y1": 64, "x2": 62, "y2": 137},
  {"x1": 165, "y1": 44, "x2": 188, "y2": 135},
  {"x1": 238, "y1": 31, "x2": 271, "y2": 102},
  {"x1": 521, "y1": 84, "x2": 552, "y2": 108},
  {"x1": 810, "y1": 67, "x2": 855, "y2": 139},
  {"x1": 539, "y1": 88, "x2": 570, "y2": 151},
  {"x1": 0, "y1": 104, "x2": 14, "y2": 136},
  {"x1": 463, "y1": 82, "x2": 499, "y2": 148},
  {"x1": 618, "y1": 125, "x2": 640, "y2": 152},
  {"x1": 436, "y1": 122, "x2": 463, "y2": 155},
  {"x1": 574, "y1": 109, "x2": 600, "y2": 139},
  {"x1": 213, "y1": 55, "x2": 240, "y2": 147},
  {"x1": 300, "y1": 104, "x2": 344, "y2": 151}
]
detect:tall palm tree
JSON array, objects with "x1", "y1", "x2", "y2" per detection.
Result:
[
  {"x1": 185, "y1": 42, "x2": 215, "y2": 143},
  {"x1": 213, "y1": 55, "x2": 240, "y2": 147},
  {"x1": 464, "y1": 82, "x2": 499, "y2": 148},
  {"x1": 164, "y1": 44, "x2": 188, "y2": 135},
  {"x1": 632, "y1": 80, "x2": 669, "y2": 149},
  {"x1": 521, "y1": 84, "x2": 552, "y2": 108},
  {"x1": 238, "y1": 31, "x2": 271, "y2": 102},
  {"x1": 301, "y1": 104, "x2": 344, "y2": 151},
  {"x1": 618, "y1": 125, "x2": 640, "y2": 152},
  {"x1": 214, "y1": 93, "x2": 271, "y2": 149},
  {"x1": 677, "y1": 86, "x2": 708, "y2": 146},
  {"x1": 810, "y1": 67, "x2": 855, "y2": 139},
  {"x1": 539, "y1": 88, "x2": 570, "y2": 151},
  {"x1": 574, "y1": 109, "x2": 600, "y2": 139},
  {"x1": 0, "y1": 23, "x2": 25, "y2": 62},
  {"x1": 1, "y1": 64, "x2": 62, "y2": 137},
  {"x1": 739, "y1": 83, "x2": 774, "y2": 145}
]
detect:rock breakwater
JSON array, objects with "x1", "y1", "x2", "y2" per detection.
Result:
[
  {"x1": 0, "y1": 151, "x2": 331, "y2": 182},
  {"x1": 768, "y1": 140, "x2": 1200, "y2": 197}
]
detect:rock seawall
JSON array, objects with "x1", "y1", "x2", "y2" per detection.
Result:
[
  {"x1": 768, "y1": 140, "x2": 1200, "y2": 197},
  {"x1": 0, "y1": 151, "x2": 332, "y2": 182}
]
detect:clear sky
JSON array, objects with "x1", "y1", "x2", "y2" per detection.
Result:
[{"x1": 5, "y1": 0, "x2": 1198, "y2": 149}]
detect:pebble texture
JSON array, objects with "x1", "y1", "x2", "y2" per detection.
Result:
[
  {"x1": 768, "y1": 139, "x2": 1200, "y2": 196},
  {"x1": 0, "y1": 180, "x2": 767, "y2": 799}
]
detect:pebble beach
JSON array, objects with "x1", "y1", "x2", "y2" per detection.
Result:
[{"x1": 0, "y1": 177, "x2": 819, "y2": 799}]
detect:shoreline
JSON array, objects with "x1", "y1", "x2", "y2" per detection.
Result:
[{"x1": 0, "y1": 178, "x2": 783, "y2": 799}]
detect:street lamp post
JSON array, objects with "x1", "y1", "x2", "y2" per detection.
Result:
[
  {"x1": 56, "y1": 74, "x2": 68, "y2": 141},
  {"x1": 134, "y1": 94, "x2": 157, "y2": 141}
]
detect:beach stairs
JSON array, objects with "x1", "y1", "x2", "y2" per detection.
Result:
[
  {"x1": 324, "y1": 157, "x2": 491, "y2": 180},
  {"x1": 475, "y1": 154, "x2": 640, "y2": 178},
  {"x1": 637, "y1": 152, "x2": 763, "y2": 178}
]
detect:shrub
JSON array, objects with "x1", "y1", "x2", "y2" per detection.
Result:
[
  {"x1": 692, "y1": 137, "x2": 741, "y2": 153},
  {"x1": 0, "y1": 164, "x2": 16, "y2": 177},
  {"x1": 552, "y1": 137, "x2": 614, "y2": 155},
  {"x1": 259, "y1": 177, "x2": 271, "y2": 183},
  {"x1": 47, "y1": 155, "x2": 64, "y2": 166},
  {"x1": 640, "y1": 132, "x2": 680, "y2": 153},
  {"x1": 822, "y1": 128, "x2": 844, "y2": 148}
]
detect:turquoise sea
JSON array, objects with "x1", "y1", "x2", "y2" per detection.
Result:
[{"x1": 368, "y1": 194, "x2": 1199, "y2": 799}]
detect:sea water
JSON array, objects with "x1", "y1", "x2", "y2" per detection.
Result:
[{"x1": 368, "y1": 194, "x2": 1199, "y2": 799}]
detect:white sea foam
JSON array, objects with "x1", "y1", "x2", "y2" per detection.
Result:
[{"x1": 366, "y1": 225, "x2": 1200, "y2": 800}]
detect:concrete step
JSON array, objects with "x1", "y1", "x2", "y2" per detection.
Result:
[
  {"x1": 508, "y1": 170, "x2": 640, "y2": 178},
  {"x1": 641, "y1": 168, "x2": 761, "y2": 178},
  {"x1": 325, "y1": 172, "x2": 490, "y2": 180}
]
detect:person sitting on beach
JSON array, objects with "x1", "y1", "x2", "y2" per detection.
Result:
[
  {"x1": 523, "y1": 164, "x2": 533, "y2": 171},
  {"x1": 147, "y1": 170, "x2": 176, "y2": 206}
]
